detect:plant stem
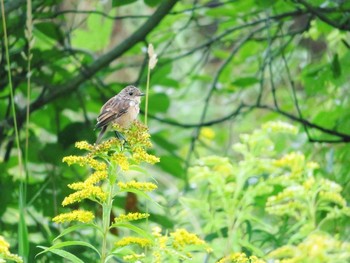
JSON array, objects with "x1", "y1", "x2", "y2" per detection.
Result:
[
  {"x1": 101, "y1": 182, "x2": 115, "y2": 263},
  {"x1": 145, "y1": 65, "x2": 151, "y2": 125}
]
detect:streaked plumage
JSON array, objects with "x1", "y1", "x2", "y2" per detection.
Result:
[{"x1": 95, "y1": 86, "x2": 144, "y2": 143}]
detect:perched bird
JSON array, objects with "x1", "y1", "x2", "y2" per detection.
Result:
[{"x1": 95, "y1": 85, "x2": 145, "y2": 144}]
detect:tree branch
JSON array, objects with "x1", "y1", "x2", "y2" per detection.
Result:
[
  {"x1": 295, "y1": 0, "x2": 350, "y2": 31},
  {"x1": 0, "y1": 0, "x2": 178, "y2": 131}
]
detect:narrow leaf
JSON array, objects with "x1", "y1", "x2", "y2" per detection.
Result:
[
  {"x1": 37, "y1": 246, "x2": 84, "y2": 263},
  {"x1": 110, "y1": 222, "x2": 153, "y2": 240},
  {"x1": 53, "y1": 223, "x2": 103, "y2": 242},
  {"x1": 37, "y1": 241, "x2": 100, "y2": 258}
]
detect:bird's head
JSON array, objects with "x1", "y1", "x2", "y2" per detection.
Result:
[{"x1": 120, "y1": 86, "x2": 145, "y2": 99}]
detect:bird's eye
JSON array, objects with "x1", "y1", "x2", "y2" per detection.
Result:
[{"x1": 129, "y1": 92, "x2": 133, "y2": 96}]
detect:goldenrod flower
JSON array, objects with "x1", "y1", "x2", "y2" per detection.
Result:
[
  {"x1": 94, "y1": 137, "x2": 122, "y2": 153},
  {"x1": 133, "y1": 147, "x2": 160, "y2": 164},
  {"x1": 84, "y1": 170, "x2": 108, "y2": 185},
  {"x1": 112, "y1": 153, "x2": 130, "y2": 171},
  {"x1": 262, "y1": 121, "x2": 298, "y2": 134},
  {"x1": 268, "y1": 234, "x2": 350, "y2": 262},
  {"x1": 0, "y1": 236, "x2": 23, "y2": 263},
  {"x1": 170, "y1": 228, "x2": 209, "y2": 250},
  {"x1": 152, "y1": 226, "x2": 162, "y2": 237},
  {"x1": 115, "y1": 237, "x2": 152, "y2": 248},
  {"x1": 319, "y1": 191, "x2": 346, "y2": 207},
  {"x1": 152, "y1": 251, "x2": 161, "y2": 263},
  {"x1": 306, "y1": 161, "x2": 320, "y2": 170},
  {"x1": 123, "y1": 253, "x2": 145, "y2": 262},
  {"x1": 114, "y1": 121, "x2": 152, "y2": 148},
  {"x1": 75, "y1": 141, "x2": 94, "y2": 151},
  {"x1": 114, "y1": 212, "x2": 150, "y2": 223},
  {"x1": 52, "y1": 210, "x2": 94, "y2": 223},
  {"x1": 200, "y1": 127, "x2": 216, "y2": 140},
  {"x1": 62, "y1": 186, "x2": 107, "y2": 206},
  {"x1": 63, "y1": 155, "x2": 107, "y2": 171},
  {"x1": 67, "y1": 182, "x2": 86, "y2": 190},
  {"x1": 274, "y1": 152, "x2": 305, "y2": 171},
  {"x1": 118, "y1": 180, "x2": 157, "y2": 192},
  {"x1": 217, "y1": 253, "x2": 266, "y2": 263}
]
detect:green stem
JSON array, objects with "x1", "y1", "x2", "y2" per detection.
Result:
[
  {"x1": 145, "y1": 64, "x2": 151, "y2": 125},
  {"x1": 25, "y1": 0, "x2": 32, "y2": 183},
  {"x1": 0, "y1": 0, "x2": 23, "y2": 175},
  {"x1": 100, "y1": 182, "x2": 115, "y2": 263}
]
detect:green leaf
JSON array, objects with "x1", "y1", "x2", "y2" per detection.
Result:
[
  {"x1": 58, "y1": 122, "x2": 95, "y2": 148},
  {"x1": 158, "y1": 155, "x2": 184, "y2": 179},
  {"x1": 112, "y1": 0, "x2": 137, "y2": 7},
  {"x1": 37, "y1": 241, "x2": 101, "y2": 258},
  {"x1": 53, "y1": 224, "x2": 103, "y2": 242},
  {"x1": 232, "y1": 77, "x2": 259, "y2": 88},
  {"x1": 106, "y1": 247, "x2": 135, "y2": 262},
  {"x1": 37, "y1": 246, "x2": 84, "y2": 263},
  {"x1": 151, "y1": 64, "x2": 177, "y2": 88},
  {"x1": 144, "y1": 0, "x2": 161, "y2": 7},
  {"x1": 35, "y1": 22, "x2": 64, "y2": 43},
  {"x1": 110, "y1": 222, "x2": 154, "y2": 240},
  {"x1": 331, "y1": 53, "x2": 341, "y2": 78},
  {"x1": 147, "y1": 93, "x2": 170, "y2": 114},
  {"x1": 71, "y1": 11, "x2": 114, "y2": 51},
  {"x1": 256, "y1": 0, "x2": 276, "y2": 8},
  {"x1": 152, "y1": 132, "x2": 178, "y2": 152}
]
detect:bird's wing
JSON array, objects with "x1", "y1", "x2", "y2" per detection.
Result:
[{"x1": 95, "y1": 96, "x2": 130, "y2": 129}]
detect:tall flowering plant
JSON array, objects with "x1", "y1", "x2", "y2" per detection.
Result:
[{"x1": 37, "y1": 122, "x2": 210, "y2": 262}]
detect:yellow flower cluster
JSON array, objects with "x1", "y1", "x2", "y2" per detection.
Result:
[
  {"x1": 171, "y1": 228, "x2": 210, "y2": 252},
  {"x1": 200, "y1": 127, "x2": 216, "y2": 140},
  {"x1": 262, "y1": 121, "x2": 298, "y2": 135},
  {"x1": 306, "y1": 161, "x2": 320, "y2": 170},
  {"x1": 148, "y1": 226, "x2": 211, "y2": 262},
  {"x1": 61, "y1": 149, "x2": 109, "y2": 209},
  {"x1": 115, "y1": 237, "x2": 152, "y2": 248},
  {"x1": 0, "y1": 236, "x2": 23, "y2": 263},
  {"x1": 133, "y1": 147, "x2": 160, "y2": 164},
  {"x1": 217, "y1": 252, "x2": 266, "y2": 263},
  {"x1": 267, "y1": 174, "x2": 349, "y2": 222},
  {"x1": 266, "y1": 185, "x2": 309, "y2": 218},
  {"x1": 273, "y1": 152, "x2": 305, "y2": 178},
  {"x1": 319, "y1": 178, "x2": 342, "y2": 192},
  {"x1": 114, "y1": 212, "x2": 150, "y2": 223},
  {"x1": 152, "y1": 227, "x2": 168, "y2": 249},
  {"x1": 112, "y1": 153, "x2": 130, "y2": 171},
  {"x1": 84, "y1": 171, "x2": 108, "y2": 185},
  {"x1": 112, "y1": 121, "x2": 152, "y2": 148},
  {"x1": 75, "y1": 141, "x2": 94, "y2": 151},
  {"x1": 123, "y1": 253, "x2": 145, "y2": 262},
  {"x1": 319, "y1": 191, "x2": 346, "y2": 207},
  {"x1": 94, "y1": 137, "x2": 123, "y2": 153},
  {"x1": 52, "y1": 210, "x2": 94, "y2": 223},
  {"x1": 62, "y1": 185, "x2": 107, "y2": 206},
  {"x1": 269, "y1": 233, "x2": 350, "y2": 262},
  {"x1": 118, "y1": 180, "x2": 158, "y2": 192},
  {"x1": 152, "y1": 226, "x2": 162, "y2": 237},
  {"x1": 63, "y1": 155, "x2": 107, "y2": 171}
]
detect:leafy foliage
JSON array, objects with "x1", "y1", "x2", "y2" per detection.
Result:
[
  {"x1": 0, "y1": 0, "x2": 350, "y2": 262},
  {"x1": 179, "y1": 122, "x2": 350, "y2": 261}
]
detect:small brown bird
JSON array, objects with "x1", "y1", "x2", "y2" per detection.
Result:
[{"x1": 95, "y1": 86, "x2": 145, "y2": 143}]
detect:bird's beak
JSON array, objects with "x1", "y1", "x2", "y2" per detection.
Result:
[{"x1": 139, "y1": 93, "x2": 145, "y2": 96}]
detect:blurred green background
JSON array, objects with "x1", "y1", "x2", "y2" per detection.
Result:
[{"x1": 1, "y1": 0, "x2": 350, "y2": 262}]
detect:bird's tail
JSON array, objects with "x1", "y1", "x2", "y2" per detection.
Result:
[{"x1": 96, "y1": 126, "x2": 107, "y2": 144}]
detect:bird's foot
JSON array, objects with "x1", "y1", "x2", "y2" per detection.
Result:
[{"x1": 115, "y1": 131, "x2": 129, "y2": 151}]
